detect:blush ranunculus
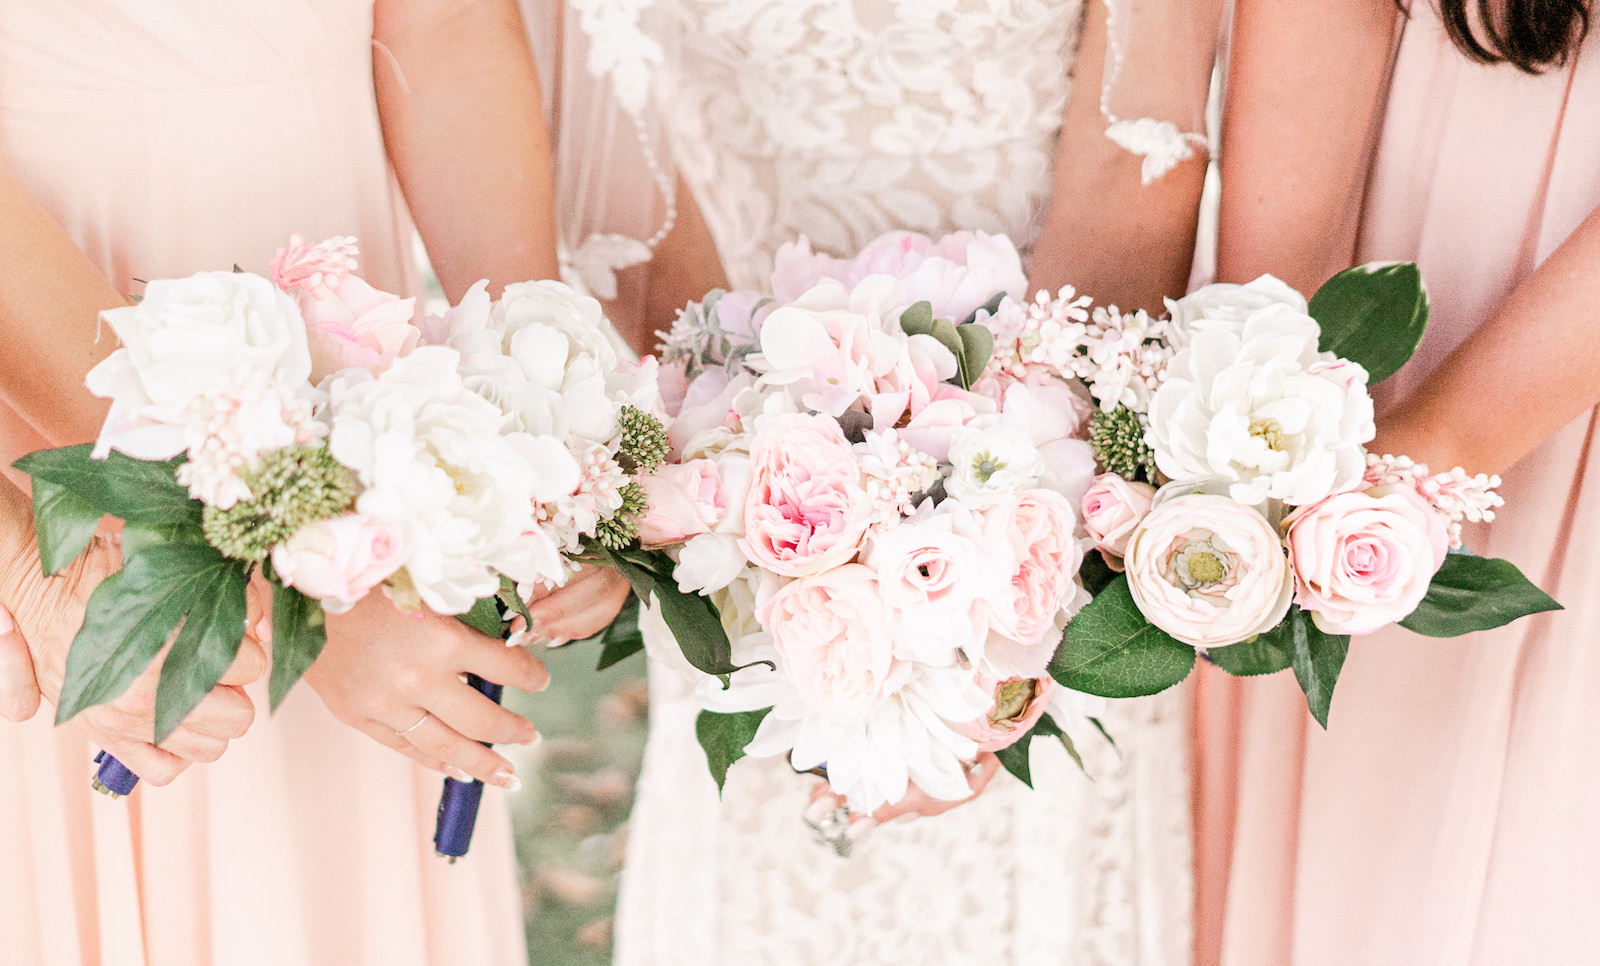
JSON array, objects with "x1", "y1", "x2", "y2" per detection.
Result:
[
  {"x1": 1081, "y1": 474, "x2": 1157, "y2": 559},
  {"x1": 299, "y1": 274, "x2": 420, "y2": 383},
  {"x1": 1124, "y1": 492, "x2": 1294, "y2": 648},
  {"x1": 981, "y1": 489, "x2": 1086, "y2": 677},
  {"x1": 741, "y1": 413, "x2": 870, "y2": 577},
  {"x1": 1284, "y1": 483, "x2": 1449, "y2": 635},
  {"x1": 636, "y1": 459, "x2": 727, "y2": 548},
  {"x1": 956, "y1": 675, "x2": 1056, "y2": 752},
  {"x1": 760, "y1": 564, "x2": 906, "y2": 721},
  {"x1": 271, "y1": 513, "x2": 407, "y2": 614},
  {"x1": 863, "y1": 501, "x2": 995, "y2": 666}
]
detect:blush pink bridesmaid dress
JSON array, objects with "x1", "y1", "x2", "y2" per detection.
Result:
[
  {"x1": 0, "y1": 4, "x2": 527, "y2": 964},
  {"x1": 1197, "y1": 5, "x2": 1600, "y2": 966}
]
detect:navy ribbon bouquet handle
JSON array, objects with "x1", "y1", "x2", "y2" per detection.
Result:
[{"x1": 433, "y1": 673, "x2": 504, "y2": 861}]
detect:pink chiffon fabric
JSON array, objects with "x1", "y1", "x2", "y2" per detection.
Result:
[
  {"x1": 0, "y1": 4, "x2": 526, "y2": 964},
  {"x1": 1197, "y1": 6, "x2": 1600, "y2": 966}
]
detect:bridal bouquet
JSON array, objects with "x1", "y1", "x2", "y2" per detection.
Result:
[
  {"x1": 14, "y1": 236, "x2": 673, "y2": 854},
  {"x1": 1043, "y1": 267, "x2": 1560, "y2": 725},
  {"x1": 648, "y1": 232, "x2": 1108, "y2": 814}
]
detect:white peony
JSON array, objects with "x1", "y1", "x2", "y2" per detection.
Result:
[
  {"x1": 1146, "y1": 305, "x2": 1375, "y2": 506},
  {"x1": 86, "y1": 271, "x2": 312, "y2": 463},
  {"x1": 945, "y1": 422, "x2": 1046, "y2": 509},
  {"x1": 325, "y1": 346, "x2": 579, "y2": 614},
  {"x1": 1163, "y1": 275, "x2": 1308, "y2": 350}
]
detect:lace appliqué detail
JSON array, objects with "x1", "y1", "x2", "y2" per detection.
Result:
[{"x1": 1105, "y1": 117, "x2": 1208, "y2": 184}]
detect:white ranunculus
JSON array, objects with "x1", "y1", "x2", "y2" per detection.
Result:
[
  {"x1": 86, "y1": 271, "x2": 311, "y2": 460},
  {"x1": 325, "y1": 346, "x2": 578, "y2": 614},
  {"x1": 1163, "y1": 274, "x2": 1308, "y2": 349},
  {"x1": 945, "y1": 422, "x2": 1046, "y2": 509},
  {"x1": 1146, "y1": 305, "x2": 1375, "y2": 506}
]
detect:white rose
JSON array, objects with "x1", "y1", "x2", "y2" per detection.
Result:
[
  {"x1": 1163, "y1": 274, "x2": 1308, "y2": 349},
  {"x1": 1146, "y1": 306, "x2": 1375, "y2": 506},
  {"x1": 86, "y1": 271, "x2": 311, "y2": 460},
  {"x1": 945, "y1": 423, "x2": 1046, "y2": 509},
  {"x1": 326, "y1": 346, "x2": 578, "y2": 614}
]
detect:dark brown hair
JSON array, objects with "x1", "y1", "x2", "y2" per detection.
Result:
[{"x1": 1407, "y1": 0, "x2": 1591, "y2": 72}]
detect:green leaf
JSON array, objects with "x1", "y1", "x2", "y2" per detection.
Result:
[
  {"x1": 1206, "y1": 628, "x2": 1293, "y2": 677},
  {"x1": 14, "y1": 444, "x2": 200, "y2": 526},
  {"x1": 956, "y1": 322, "x2": 995, "y2": 387},
  {"x1": 899, "y1": 301, "x2": 934, "y2": 336},
  {"x1": 1399, "y1": 553, "x2": 1562, "y2": 637},
  {"x1": 268, "y1": 580, "x2": 328, "y2": 711},
  {"x1": 1050, "y1": 575, "x2": 1197, "y2": 697},
  {"x1": 696, "y1": 707, "x2": 772, "y2": 793},
  {"x1": 1086, "y1": 716, "x2": 1118, "y2": 754},
  {"x1": 497, "y1": 575, "x2": 534, "y2": 631},
  {"x1": 153, "y1": 560, "x2": 250, "y2": 742},
  {"x1": 1308, "y1": 261, "x2": 1429, "y2": 385},
  {"x1": 1284, "y1": 609, "x2": 1350, "y2": 729},
  {"x1": 594, "y1": 597, "x2": 645, "y2": 671},
  {"x1": 458, "y1": 596, "x2": 507, "y2": 638},
  {"x1": 30, "y1": 478, "x2": 101, "y2": 575},
  {"x1": 928, "y1": 317, "x2": 967, "y2": 381},
  {"x1": 601, "y1": 548, "x2": 762, "y2": 679},
  {"x1": 56, "y1": 542, "x2": 242, "y2": 726},
  {"x1": 120, "y1": 519, "x2": 208, "y2": 563},
  {"x1": 961, "y1": 292, "x2": 1008, "y2": 326},
  {"x1": 1078, "y1": 550, "x2": 1119, "y2": 597},
  {"x1": 994, "y1": 713, "x2": 1070, "y2": 789}
]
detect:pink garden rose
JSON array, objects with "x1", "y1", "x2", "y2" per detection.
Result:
[
  {"x1": 1124, "y1": 493, "x2": 1294, "y2": 648},
  {"x1": 741, "y1": 413, "x2": 870, "y2": 576},
  {"x1": 1081, "y1": 474, "x2": 1158, "y2": 560},
  {"x1": 298, "y1": 274, "x2": 420, "y2": 383},
  {"x1": 1284, "y1": 483, "x2": 1449, "y2": 635},
  {"x1": 982, "y1": 489, "x2": 1085, "y2": 677},
  {"x1": 637, "y1": 460, "x2": 727, "y2": 548},
  {"x1": 956, "y1": 675, "x2": 1056, "y2": 752},
  {"x1": 760, "y1": 564, "x2": 906, "y2": 721},
  {"x1": 271, "y1": 513, "x2": 407, "y2": 614}
]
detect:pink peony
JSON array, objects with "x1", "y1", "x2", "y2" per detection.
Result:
[
  {"x1": 956, "y1": 675, "x2": 1057, "y2": 752},
  {"x1": 760, "y1": 564, "x2": 906, "y2": 721},
  {"x1": 1124, "y1": 493, "x2": 1294, "y2": 648},
  {"x1": 1284, "y1": 483, "x2": 1449, "y2": 635},
  {"x1": 1081, "y1": 474, "x2": 1157, "y2": 560},
  {"x1": 298, "y1": 274, "x2": 420, "y2": 383},
  {"x1": 636, "y1": 460, "x2": 727, "y2": 548},
  {"x1": 271, "y1": 513, "x2": 408, "y2": 614},
  {"x1": 982, "y1": 490, "x2": 1085, "y2": 676},
  {"x1": 754, "y1": 281, "x2": 904, "y2": 417},
  {"x1": 741, "y1": 413, "x2": 871, "y2": 577}
]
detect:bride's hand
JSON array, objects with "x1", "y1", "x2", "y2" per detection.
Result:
[
  {"x1": 807, "y1": 752, "x2": 1006, "y2": 837},
  {"x1": 0, "y1": 604, "x2": 40, "y2": 722},
  {"x1": 524, "y1": 564, "x2": 632, "y2": 646},
  {"x1": 306, "y1": 592, "x2": 551, "y2": 788}
]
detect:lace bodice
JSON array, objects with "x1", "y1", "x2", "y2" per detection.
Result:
[{"x1": 652, "y1": 0, "x2": 1085, "y2": 289}]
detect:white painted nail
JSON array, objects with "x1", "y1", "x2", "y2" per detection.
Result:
[
  {"x1": 445, "y1": 765, "x2": 473, "y2": 783},
  {"x1": 493, "y1": 771, "x2": 522, "y2": 792}
]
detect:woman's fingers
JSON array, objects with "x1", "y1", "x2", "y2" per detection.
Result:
[
  {"x1": 0, "y1": 604, "x2": 42, "y2": 722},
  {"x1": 170, "y1": 683, "x2": 256, "y2": 741},
  {"x1": 155, "y1": 724, "x2": 230, "y2": 764},
  {"x1": 398, "y1": 713, "x2": 521, "y2": 788},
  {"x1": 457, "y1": 637, "x2": 551, "y2": 694},
  {"x1": 525, "y1": 566, "x2": 631, "y2": 642},
  {"x1": 352, "y1": 719, "x2": 462, "y2": 780},
  {"x1": 425, "y1": 678, "x2": 541, "y2": 747},
  {"x1": 868, "y1": 753, "x2": 1004, "y2": 825},
  {"x1": 218, "y1": 635, "x2": 268, "y2": 688}
]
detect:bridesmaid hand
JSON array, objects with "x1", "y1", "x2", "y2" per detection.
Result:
[
  {"x1": 806, "y1": 753, "x2": 1006, "y2": 839},
  {"x1": 524, "y1": 565, "x2": 632, "y2": 646},
  {"x1": 0, "y1": 604, "x2": 40, "y2": 722},
  {"x1": 306, "y1": 592, "x2": 551, "y2": 788}
]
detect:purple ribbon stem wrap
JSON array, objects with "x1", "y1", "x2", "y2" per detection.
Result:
[
  {"x1": 91, "y1": 750, "x2": 139, "y2": 798},
  {"x1": 433, "y1": 673, "x2": 504, "y2": 862}
]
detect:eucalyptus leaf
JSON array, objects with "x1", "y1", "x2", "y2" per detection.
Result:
[
  {"x1": 268, "y1": 580, "x2": 328, "y2": 711},
  {"x1": 153, "y1": 560, "x2": 250, "y2": 742},
  {"x1": 30, "y1": 478, "x2": 100, "y2": 576},
  {"x1": 1308, "y1": 261, "x2": 1428, "y2": 385},
  {"x1": 956, "y1": 322, "x2": 995, "y2": 386},
  {"x1": 14, "y1": 445, "x2": 200, "y2": 526},
  {"x1": 696, "y1": 707, "x2": 772, "y2": 792},
  {"x1": 899, "y1": 301, "x2": 934, "y2": 336},
  {"x1": 1400, "y1": 553, "x2": 1561, "y2": 637},
  {"x1": 1050, "y1": 575, "x2": 1197, "y2": 697},
  {"x1": 962, "y1": 292, "x2": 1008, "y2": 326},
  {"x1": 1283, "y1": 609, "x2": 1350, "y2": 729}
]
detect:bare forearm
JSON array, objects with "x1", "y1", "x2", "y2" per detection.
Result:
[
  {"x1": 1372, "y1": 204, "x2": 1600, "y2": 475},
  {"x1": 374, "y1": 0, "x2": 560, "y2": 300},
  {"x1": 0, "y1": 161, "x2": 126, "y2": 451}
]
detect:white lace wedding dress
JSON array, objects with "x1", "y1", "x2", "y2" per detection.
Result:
[{"x1": 543, "y1": 3, "x2": 1199, "y2": 964}]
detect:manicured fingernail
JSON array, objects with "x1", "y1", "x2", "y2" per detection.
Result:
[
  {"x1": 846, "y1": 818, "x2": 877, "y2": 841},
  {"x1": 803, "y1": 796, "x2": 836, "y2": 824},
  {"x1": 492, "y1": 771, "x2": 522, "y2": 792},
  {"x1": 544, "y1": 637, "x2": 568, "y2": 649},
  {"x1": 446, "y1": 765, "x2": 473, "y2": 783},
  {"x1": 0, "y1": 604, "x2": 15, "y2": 635}
]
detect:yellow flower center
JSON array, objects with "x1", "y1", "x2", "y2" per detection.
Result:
[
  {"x1": 1187, "y1": 551, "x2": 1226, "y2": 585},
  {"x1": 989, "y1": 678, "x2": 1038, "y2": 727},
  {"x1": 1249, "y1": 418, "x2": 1285, "y2": 451}
]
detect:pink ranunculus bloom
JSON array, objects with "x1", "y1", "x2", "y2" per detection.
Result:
[
  {"x1": 271, "y1": 513, "x2": 408, "y2": 614},
  {"x1": 1284, "y1": 483, "x2": 1449, "y2": 635},
  {"x1": 741, "y1": 413, "x2": 871, "y2": 577},
  {"x1": 982, "y1": 489, "x2": 1085, "y2": 676},
  {"x1": 1081, "y1": 474, "x2": 1158, "y2": 560},
  {"x1": 637, "y1": 460, "x2": 728, "y2": 548},
  {"x1": 956, "y1": 674, "x2": 1057, "y2": 752},
  {"x1": 1124, "y1": 493, "x2": 1294, "y2": 648},
  {"x1": 760, "y1": 564, "x2": 907, "y2": 721},
  {"x1": 298, "y1": 274, "x2": 420, "y2": 383},
  {"x1": 864, "y1": 501, "x2": 995, "y2": 665}
]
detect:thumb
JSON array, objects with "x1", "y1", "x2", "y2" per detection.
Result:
[
  {"x1": 0, "y1": 604, "x2": 43, "y2": 722},
  {"x1": 218, "y1": 635, "x2": 269, "y2": 688}
]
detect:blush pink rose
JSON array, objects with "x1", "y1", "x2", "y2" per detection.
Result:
[
  {"x1": 1081, "y1": 475, "x2": 1158, "y2": 560},
  {"x1": 1284, "y1": 483, "x2": 1449, "y2": 635},
  {"x1": 760, "y1": 564, "x2": 905, "y2": 721},
  {"x1": 983, "y1": 490, "x2": 1085, "y2": 673},
  {"x1": 299, "y1": 275, "x2": 420, "y2": 383},
  {"x1": 271, "y1": 513, "x2": 408, "y2": 614},
  {"x1": 741, "y1": 413, "x2": 870, "y2": 576},
  {"x1": 956, "y1": 675, "x2": 1056, "y2": 752},
  {"x1": 637, "y1": 460, "x2": 728, "y2": 548}
]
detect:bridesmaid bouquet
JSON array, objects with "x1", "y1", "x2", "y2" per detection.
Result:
[
  {"x1": 1046, "y1": 268, "x2": 1561, "y2": 725},
  {"x1": 13, "y1": 236, "x2": 677, "y2": 855},
  {"x1": 648, "y1": 231, "x2": 1109, "y2": 815}
]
